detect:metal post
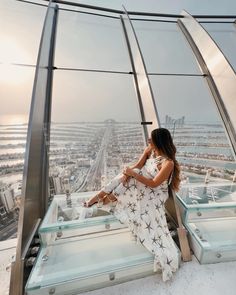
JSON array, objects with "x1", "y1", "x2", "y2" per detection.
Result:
[
  {"x1": 9, "y1": 1, "x2": 58, "y2": 294},
  {"x1": 120, "y1": 7, "x2": 159, "y2": 142},
  {"x1": 178, "y1": 10, "x2": 236, "y2": 156}
]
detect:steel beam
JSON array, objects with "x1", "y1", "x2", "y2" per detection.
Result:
[
  {"x1": 9, "y1": 1, "x2": 58, "y2": 294},
  {"x1": 120, "y1": 8, "x2": 159, "y2": 141}
]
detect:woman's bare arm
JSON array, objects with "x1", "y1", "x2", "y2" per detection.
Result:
[
  {"x1": 124, "y1": 160, "x2": 174, "y2": 188},
  {"x1": 128, "y1": 145, "x2": 153, "y2": 170},
  {"x1": 121, "y1": 145, "x2": 152, "y2": 184}
]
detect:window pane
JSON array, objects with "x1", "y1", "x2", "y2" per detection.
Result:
[
  {"x1": 149, "y1": 75, "x2": 236, "y2": 203},
  {"x1": 202, "y1": 23, "x2": 236, "y2": 71},
  {"x1": 133, "y1": 21, "x2": 201, "y2": 74},
  {"x1": 50, "y1": 71, "x2": 145, "y2": 196},
  {"x1": 55, "y1": 11, "x2": 130, "y2": 71},
  {"x1": 0, "y1": 0, "x2": 46, "y2": 64},
  {"x1": 0, "y1": 65, "x2": 35, "y2": 237}
]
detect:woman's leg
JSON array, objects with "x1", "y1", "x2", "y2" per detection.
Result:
[{"x1": 103, "y1": 193, "x2": 117, "y2": 205}]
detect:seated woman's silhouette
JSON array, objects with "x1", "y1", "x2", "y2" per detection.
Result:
[{"x1": 84, "y1": 128, "x2": 181, "y2": 281}]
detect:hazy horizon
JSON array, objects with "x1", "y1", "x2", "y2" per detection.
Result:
[{"x1": 1, "y1": 0, "x2": 236, "y2": 125}]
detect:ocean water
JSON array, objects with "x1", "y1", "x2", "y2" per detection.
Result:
[
  {"x1": 0, "y1": 114, "x2": 28, "y2": 125},
  {"x1": 0, "y1": 148, "x2": 25, "y2": 155}
]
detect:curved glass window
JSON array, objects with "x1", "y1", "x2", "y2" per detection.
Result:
[
  {"x1": 149, "y1": 75, "x2": 236, "y2": 198},
  {"x1": 132, "y1": 21, "x2": 201, "y2": 74},
  {"x1": 55, "y1": 11, "x2": 130, "y2": 71},
  {"x1": 0, "y1": 65, "x2": 35, "y2": 237},
  {"x1": 0, "y1": 2, "x2": 46, "y2": 292},
  {"x1": 201, "y1": 23, "x2": 236, "y2": 71},
  {"x1": 0, "y1": 65, "x2": 35, "y2": 173},
  {"x1": 0, "y1": 1, "x2": 46, "y2": 65},
  {"x1": 50, "y1": 70, "x2": 145, "y2": 195}
]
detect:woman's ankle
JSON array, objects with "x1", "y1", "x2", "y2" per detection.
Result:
[{"x1": 106, "y1": 193, "x2": 117, "y2": 202}]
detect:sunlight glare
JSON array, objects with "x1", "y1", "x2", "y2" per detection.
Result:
[
  {"x1": 0, "y1": 114, "x2": 28, "y2": 125},
  {"x1": 0, "y1": 37, "x2": 31, "y2": 84}
]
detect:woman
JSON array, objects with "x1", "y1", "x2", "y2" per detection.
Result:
[{"x1": 84, "y1": 128, "x2": 181, "y2": 281}]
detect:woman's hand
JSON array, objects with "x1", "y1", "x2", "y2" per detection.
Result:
[
  {"x1": 121, "y1": 174, "x2": 130, "y2": 185},
  {"x1": 123, "y1": 166, "x2": 134, "y2": 177}
]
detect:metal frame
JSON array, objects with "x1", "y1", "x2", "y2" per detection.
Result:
[
  {"x1": 120, "y1": 8, "x2": 159, "y2": 141},
  {"x1": 46, "y1": 0, "x2": 236, "y2": 19},
  {"x1": 7, "y1": 2, "x2": 236, "y2": 293},
  {"x1": 17, "y1": 0, "x2": 236, "y2": 24},
  {"x1": 9, "y1": 1, "x2": 58, "y2": 294},
  {"x1": 178, "y1": 10, "x2": 236, "y2": 155},
  {"x1": 47, "y1": 0, "x2": 183, "y2": 18}
]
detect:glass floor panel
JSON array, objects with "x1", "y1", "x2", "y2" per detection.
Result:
[
  {"x1": 176, "y1": 184, "x2": 236, "y2": 264},
  {"x1": 26, "y1": 229, "x2": 155, "y2": 295},
  {"x1": 186, "y1": 216, "x2": 236, "y2": 264},
  {"x1": 188, "y1": 217, "x2": 236, "y2": 248},
  {"x1": 178, "y1": 183, "x2": 236, "y2": 207},
  {"x1": 42, "y1": 192, "x2": 112, "y2": 227},
  {"x1": 39, "y1": 192, "x2": 126, "y2": 245}
]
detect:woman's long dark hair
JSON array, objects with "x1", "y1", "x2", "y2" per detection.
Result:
[{"x1": 151, "y1": 128, "x2": 180, "y2": 191}]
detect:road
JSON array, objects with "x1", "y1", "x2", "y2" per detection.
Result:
[
  {"x1": 0, "y1": 220, "x2": 17, "y2": 241},
  {"x1": 77, "y1": 124, "x2": 112, "y2": 192}
]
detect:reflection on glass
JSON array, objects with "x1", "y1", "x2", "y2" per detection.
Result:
[
  {"x1": 55, "y1": 11, "x2": 130, "y2": 71},
  {"x1": 0, "y1": 66, "x2": 34, "y2": 240},
  {"x1": 201, "y1": 23, "x2": 236, "y2": 71},
  {"x1": 149, "y1": 75, "x2": 236, "y2": 204},
  {"x1": 132, "y1": 21, "x2": 201, "y2": 74},
  {"x1": 50, "y1": 71, "x2": 145, "y2": 198}
]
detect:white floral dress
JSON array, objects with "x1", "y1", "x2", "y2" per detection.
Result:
[{"x1": 102, "y1": 153, "x2": 179, "y2": 281}]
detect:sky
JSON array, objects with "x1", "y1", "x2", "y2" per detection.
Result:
[
  {"x1": 0, "y1": 0, "x2": 236, "y2": 124},
  {"x1": 71, "y1": 0, "x2": 236, "y2": 15}
]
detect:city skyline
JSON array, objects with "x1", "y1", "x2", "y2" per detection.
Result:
[{"x1": 1, "y1": 119, "x2": 236, "y2": 242}]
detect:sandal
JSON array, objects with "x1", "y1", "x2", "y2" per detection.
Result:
[{"x1": 83, "y1": 195, "x2": 103, "y2": 207}]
